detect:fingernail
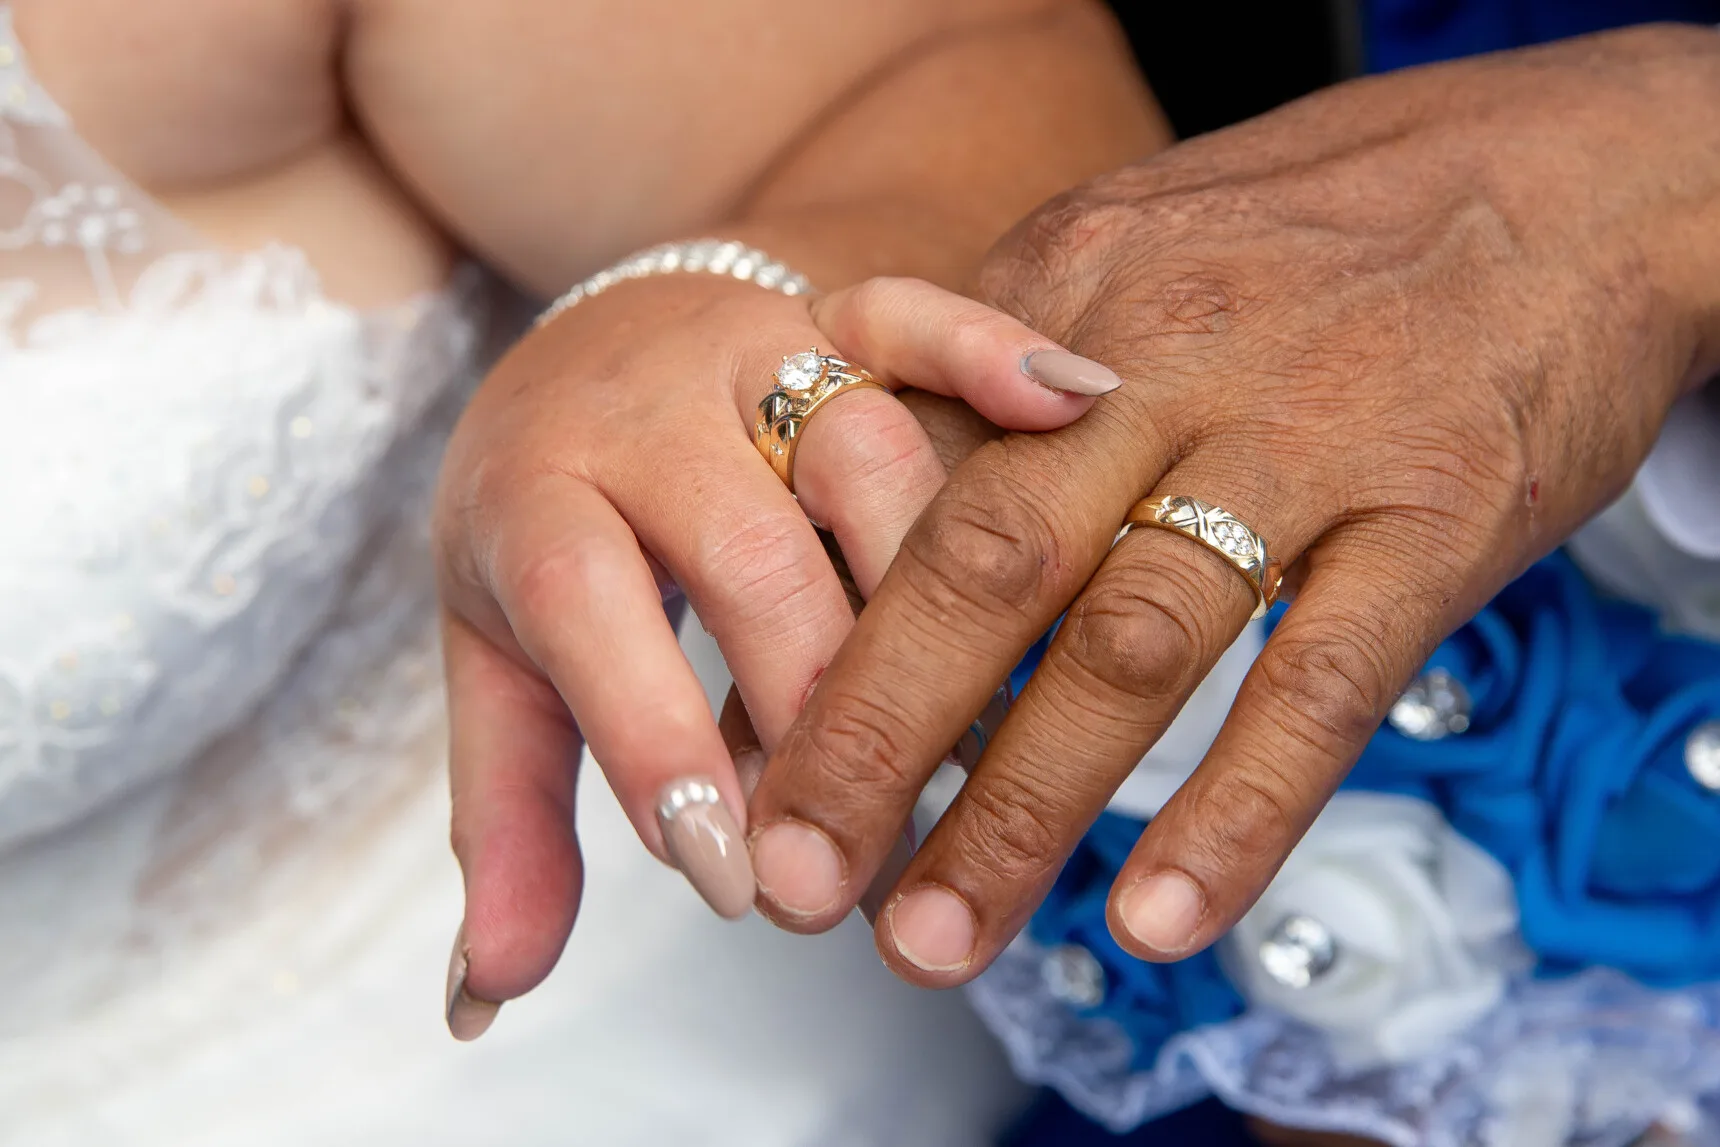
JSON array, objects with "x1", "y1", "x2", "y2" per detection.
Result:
[
  {"x1": 888, "y1": 885, "x2": 977, "y2": 972},
  {"x1": 751, "y1": 819, "x2": 844, "y2": 918},
  {"x1": 732, "y1": 749, "x2": 767, "y2": 801},
  {"x1": 1118, "y1": 871, "x2": 1206, "y2": 955},
  {"x1": 857, "y1": 829, "x2": 917, "y2": 924},
  {"x1": 445, "y1": 924, "x2": 501, "y2": 1041},
  {"x1": 658, "y1": 778, "x2": 756, "y2": 920},
  {"x1": 1021, "y1": 349, "x2": 1122, "y2": 397}
]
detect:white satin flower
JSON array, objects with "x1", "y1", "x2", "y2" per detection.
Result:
[{"x1": 1222, "y1": 791, "x2": 1529, "y2": 1069}]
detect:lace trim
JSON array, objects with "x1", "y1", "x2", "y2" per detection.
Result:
[{"x1": 969, "y1": 939, "x2": 1720, "y2": 1147}]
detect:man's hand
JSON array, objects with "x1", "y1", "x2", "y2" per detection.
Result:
[{"x1": 748, "y1": 24, "x2": 1720, "y2": 983}]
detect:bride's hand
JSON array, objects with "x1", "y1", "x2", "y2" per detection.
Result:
[{"x1": 433, "y1": 271, "x2": 1115, "y2": 1037}]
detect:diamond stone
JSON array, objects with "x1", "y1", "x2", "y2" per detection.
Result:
[
  {"x1": 1687, "y1": 720, "x2": 1720, "y2": 792},
  {"x1": 1258, "y1": 914, "x2": 1337, "y2": 989},
  {"x1": 1040, "y1": 944, "x2": 1106, "y2": 1009},
  {"x1": 1211, "y1": 520, "x2": 1255, "y2": 558},
  {"x1": 1388, "y1": 668, "x2": 1472, "y2": 741},
  {"x1": 775, "y1": 351, "x2": 825, "y2": 392}
]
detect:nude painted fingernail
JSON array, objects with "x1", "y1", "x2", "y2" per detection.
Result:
[
  {"x1": 751, "y1": 819, "x2": 844, "y2": 918},
  {"x1": 1118, "y1": 871, "x2": 1206, "y2": 955},
  {"x1": 888, "y1": 885, "x2": 977, "y2": 972},
  {"x1": 857, "y1": 829, "x2": 917, "y2": 924},
  {"x1": 1022, "y1": 349, "x2": 1122, "y2": 396},
  {"x1": 732, "y1": 749, "x2": 767, "y2": 801},
  {"x1": 445, "y1": 924, "x2": 501, "y2": 1042},
  {"x1": 658, "y1": 778, "x2": 756, "y2": 920}
]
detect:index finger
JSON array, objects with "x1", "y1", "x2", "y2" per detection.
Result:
[{"x1": 746, "y1": 404, "x2": 1165, "y2": 930}]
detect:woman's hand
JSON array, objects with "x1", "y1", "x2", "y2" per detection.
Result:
[
  {"x1": 433, "y1": 270, "x2": 1112, "y2": 1037},
  {"x1": 746, "y1": 26, "x2": 1720, "y2": 984}
]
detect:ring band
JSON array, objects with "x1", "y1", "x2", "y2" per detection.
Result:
[
  {"x1": 754, "y1": 349, "x2": 891, "y2": 488},
  {"x1": 1115, "y1": 495, "x2": 1283, "y2": 620}
]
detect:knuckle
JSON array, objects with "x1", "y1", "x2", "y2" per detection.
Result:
[
  {"x1": 901, "y1": 465, "x2": 1062, "y2": 617},
  {"x1": 696, "y1": 512, "x2": 824, "y2": 625},
  {"x1": 792, "y1": 689, "x2": 920, "y2": 796},
  {"x1": 957, "y1": 772, "x2": 1068, "y2": 886},
  {"x1": 1179, "y1": 763, "x2": 1305, "y2": 878},
  {"x1": 980, "y1": 192, "x2": 1139, "y2": 324},
  {"x1": 832, "y1": 276, "x2": 904, "y2": 345},
  {"x1": 818, "y1": 394, "x2": 939, "y2": 493},
  {"x1": 1256, "y1": 624, "x2": 1397, "y2": 752},
  {"x1": 501, "y1": 536, "x2": 604, "y2": 623},
  {"x1": 1061, "y1": 558, "x2": 1226, "y2": 702}
]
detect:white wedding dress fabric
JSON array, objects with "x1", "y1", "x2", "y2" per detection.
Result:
[{"x1": 0, "y1": 12, "x2": 1026, "y2": 1144}]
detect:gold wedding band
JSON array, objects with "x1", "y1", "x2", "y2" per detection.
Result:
[
  {"x1": 754, "y1": 349, "x2": 892, "y2": 488},
  {"x1": 1116, "y1": 495, "x2": 1283, "y2": 621}
]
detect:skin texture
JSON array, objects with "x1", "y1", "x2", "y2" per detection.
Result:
[
  {"x1": 12, "y1": 0, "x2": 1166, "y2": 1020},
  {"x1": 748, "y1": 25, "x2": 1720, "y2": 988}
]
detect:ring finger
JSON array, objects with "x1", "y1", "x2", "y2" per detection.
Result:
[{"x1": 875, "y1": 456, "x2": 1330, "y2": 984}]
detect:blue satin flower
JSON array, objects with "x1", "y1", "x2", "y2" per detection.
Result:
[
  {"x1": 1029, "y1": 813, "x2": 1243, "y2": 1068},
  {"x1": 1514, "y1": 632, "x2": 1720, "y2": 984},
  {"x1": 1352, "y1": 554, "x2": 1720, "y2": 985}
]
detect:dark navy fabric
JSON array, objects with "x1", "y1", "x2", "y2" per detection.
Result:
[{"x1": 1366, "y1": 0, "x2": 1720, "y2": 73}]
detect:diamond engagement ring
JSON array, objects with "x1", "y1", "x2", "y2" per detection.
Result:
[
  {"x1": 1116, "y1": 495, "x2": 1283, "y2": 620},
  {"x1": 754, "y1": 349, "x2": 892, "y2": 488}
]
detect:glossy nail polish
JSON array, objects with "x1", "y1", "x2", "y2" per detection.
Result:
[
  {"x1": 657, "y1": 778, "x2": 756, "y2": 919},
  {"x1": 445, "y1": 924, "x2": 501, "y2": 1042},
  {"x1": 1022, "y1": 349, "x2": 1123, "y2": 397}
]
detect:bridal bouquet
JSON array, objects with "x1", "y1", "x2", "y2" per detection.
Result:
[{"x1": 968, "y1": 553, "x2": 1720, "y2": 1147}]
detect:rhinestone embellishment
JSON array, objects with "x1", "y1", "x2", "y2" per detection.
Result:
[
  {"x1": 1687, "y1": 720, "x2": 1720, "y2": 793},
  {"x1": 775, "y1": 350, "x2": 826, "y2": 392},
  {"x1": 1258, "y1": 914, "x2": 1337, "y2": 989},
  {"x1": 1040, "y1": 943, "x2": 1107, "y2": 1009},
  {"x1": 1388, "y1": 668, "x2": 1472, "y2": 741},
  {"x1": 1211, "y1": 519, "x2": 1255, "y2": 558},
  {"x1": 657, "y1": 779, "x2": 722, "y2": 820}
]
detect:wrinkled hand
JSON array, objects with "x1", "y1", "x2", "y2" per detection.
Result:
[
  {"x1": 433, "y1": 271, "x2": 1103, "y2": 1035},
  {"x1": 749, "y1": 25, "x2": 1720, "y2": 983}
]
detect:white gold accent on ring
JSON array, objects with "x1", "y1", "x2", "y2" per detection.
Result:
[
  {"x1": 754, "y1": 348, "x2": 890, "y2": 487},
  {"x1": 536, "y1": 239, "x2": 813, "y2": 328},
  {"x1": 1116, "y1": 495, "x2": 1282, "y2": 621}
]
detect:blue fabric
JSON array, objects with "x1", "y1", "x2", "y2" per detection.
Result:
[
  {"x1": 1027, "y1": 813, "x2": 1244, "y2": 1068},
  {"x1": 1002, "y1": 1092, "x2": 1257, "y2": 1147},
  {"x1": 1012, "y1": 550, "x2": 1720, "y2": 990},
  {"x1": 1348, "y1": 555, "x2": 1720, "y2": 984},
  {"x1": 1365, "y1": 0, "x2": 1720, "y2": 73}
]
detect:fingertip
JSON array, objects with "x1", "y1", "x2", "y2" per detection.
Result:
[
  {"x1": 454, "y1": 790, "x2": 586, "y2": 1003},
  {"x1": 1109, "y1": 869, "x2": 1210, "y2": 961}
]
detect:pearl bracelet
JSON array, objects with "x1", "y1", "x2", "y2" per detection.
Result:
[{"x1": 535, "y1": 239, "x2": 815, "y2": 328}]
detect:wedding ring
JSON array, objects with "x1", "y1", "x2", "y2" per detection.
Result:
[
  {"x1": 1115, "y1": 495, "x2": 1283, "y2": 620},
  {"x1": 754, "y1": 349, "x2": 891, "y2": 488}
]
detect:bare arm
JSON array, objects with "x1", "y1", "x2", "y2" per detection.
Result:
[{"x1": 346, "y1": 0, "x2": 1167, "y2": 294}]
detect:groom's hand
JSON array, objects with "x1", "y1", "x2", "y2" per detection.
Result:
[{"x1": 746, "y1": 24, "x2": 1720, "y2": 983}]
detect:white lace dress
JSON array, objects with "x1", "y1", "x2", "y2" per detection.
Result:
[{"x1": 0, "y1": 12, "x2": 1025, "y2": 1145}]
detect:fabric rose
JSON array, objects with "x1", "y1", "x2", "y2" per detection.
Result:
[
  {"x1": 1351, "y1": 553, "x2": 1720, "y2": 983},
  {"x1": 1514, "y1": 628, "x2": 1720, "y2": 984},
  {"x1": 1222, "y1": 792, "x2": 1528, "y2": 1068}
]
